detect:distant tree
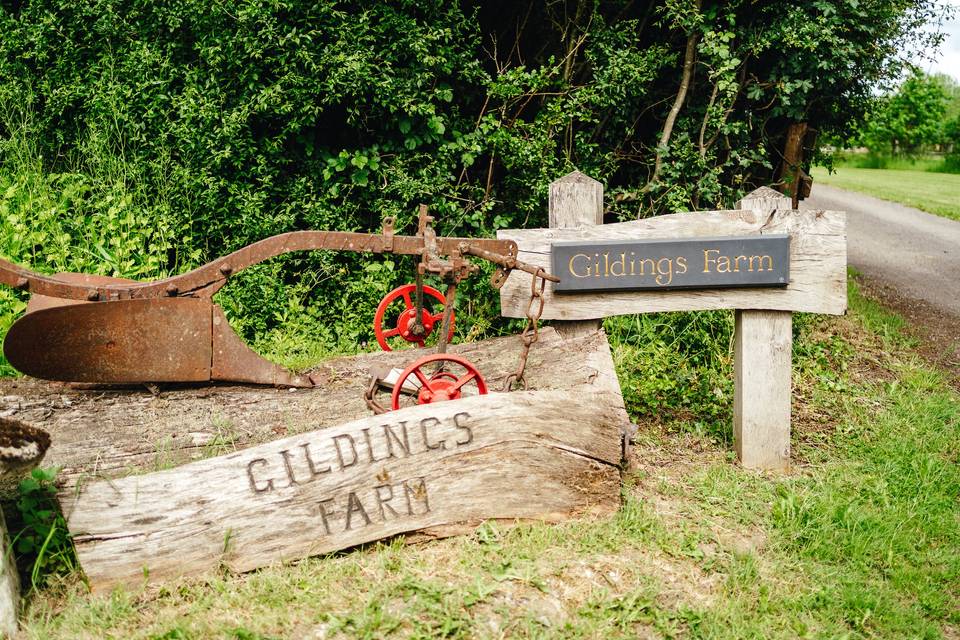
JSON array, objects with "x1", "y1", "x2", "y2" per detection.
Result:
[
  {"x1": 860, "y1": 71, "x2": 948, "y2": 155},
  {"x1": 933, "y1": 73, "x2": 960, "y2": 123}
]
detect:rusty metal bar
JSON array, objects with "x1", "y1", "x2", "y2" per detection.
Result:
[{"x1": 0, "y1": 231, "x2": 519, "y2": 303}]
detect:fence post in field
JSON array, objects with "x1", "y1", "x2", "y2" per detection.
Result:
[
  {"x1": 734, "y1": 187, "x2": 794, "y2": 471},
  {"x1": 549, "y1": 171, "x2": 604, "y2": 339}
]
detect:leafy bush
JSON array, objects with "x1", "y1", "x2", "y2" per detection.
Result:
[
  {"x1": 8, "y1": 468, "x2": 77, "y2": 589},
  {"x1": 0, "y1": 0, "x2": 946, "y2": 390}
]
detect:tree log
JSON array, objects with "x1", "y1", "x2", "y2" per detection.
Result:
[
  {"x1": 0, "y1": 329, "x2": 627, "y2": 592},
  {"x1": 64, "y1": 388, "x2": 623, "y2": 592},
  {"x1": 0, "y1": 328, "x2": 620, "y2": 489}
]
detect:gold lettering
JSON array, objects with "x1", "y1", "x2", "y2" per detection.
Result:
[
  {"x1": 609, "y1": 253, "x2": 626, "y2": 277},
  {"x1": 748, "y1": 255, "x2": 773, "y2": 271},
  {"x1": 716, "y1": 255, "x2": 731, "y2": 273},
  {"x1": 655, "y1": 258, "x2": 674, "y2": 286},
  {"x1": 568, "y1": 254, "x2": 591, "y2": 278},
  {"x1": 703, "y1": 249, "x2": 719, "y2": 273},
  {"x1": 676, "y1": 256, "x2": 688, "y2": 274},
  {"x1": 734, "y1": 255, "x2": 747, "y2": 273},
  {"x1": 638, "y1": 258, "x2": 656, "y2": 276}
]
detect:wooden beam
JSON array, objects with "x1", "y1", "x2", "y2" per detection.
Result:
[
  {"x1": 735, "y1": 188, "x2": 794, "y2": 471},
  {"x1": 498, "y1": 207, "x2": 846, "y2": 318},
  {"x1": 62, "y1": 386, "x2": 624, "y2": 592},
  {"x1": 548, "y1": 171, "x2": 604, "y2": 339}
]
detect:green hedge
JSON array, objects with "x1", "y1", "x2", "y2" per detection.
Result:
[{"x1": 0, "y1": 0, "x2": 942, "y2": 392}]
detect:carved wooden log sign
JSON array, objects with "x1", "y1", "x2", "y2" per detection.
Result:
[{"x1": 63, "y1": 390, "x2": 622, "y2": 591}]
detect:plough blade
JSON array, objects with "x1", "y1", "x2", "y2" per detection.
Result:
[{"x1": 3, "y1": 298, "x2": 314, "y2": 387}]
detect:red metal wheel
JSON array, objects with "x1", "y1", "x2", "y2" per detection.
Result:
[
  {"x1": 391, "y1": 354, "x2": 487, "y2": 410},
  {"x1": 373, "y1": 284, "x2": 455, "y2": 351}
]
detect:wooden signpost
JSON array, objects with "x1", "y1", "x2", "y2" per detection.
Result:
[
  {"x1": 500, "y1": 176, "x2": 847, "y2": 471},
  {"x1": 0, "y1": 173, "x2": 846, "y2": 600}
]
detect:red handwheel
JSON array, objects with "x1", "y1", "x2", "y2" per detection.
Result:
[
  {"x1": 373, "y1": 284, "x2": 455, "y2": 351},
  {"x1": 391, "y1": 354, "x2": 487, "y2": 410}
]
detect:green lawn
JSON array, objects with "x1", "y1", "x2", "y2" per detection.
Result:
[
  {"x1": 812, "y1": 166, "x2": 960, "y2": 221},
  {"x1": 17, "y1": 279, "x2": 960, "y2": 639}
]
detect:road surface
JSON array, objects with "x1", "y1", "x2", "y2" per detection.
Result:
[{"x1": 802, "y1": 183, "x2": 960, "y2": 375}]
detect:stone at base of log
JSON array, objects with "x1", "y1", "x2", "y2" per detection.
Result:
[
  {"x1": 0, "y1": 418, "x2": 50, "y2": 500},
  {"x1": 63, "y1": 388, "x2": 624, "y2": 592}
]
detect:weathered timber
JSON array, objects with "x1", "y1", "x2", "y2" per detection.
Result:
[
  {"x1": 498, "y1": 207, "x2": 846, "y2": 318},
  {"x1": 0, "y1": 328, "x2": 621, "y2": 491},
  {"x1": 62, "y1": 387, "x2": 623, "y2": 592},
  {"x1": 734, "y1": 189, "x2": 795, "y2": 471},
  {"x1": 548, "y1": 171, "x2": 603, "y2": 339}
]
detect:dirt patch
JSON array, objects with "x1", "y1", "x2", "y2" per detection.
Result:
[{"x1": 854, "y1": 273, "x2": 960, "y2": 388}]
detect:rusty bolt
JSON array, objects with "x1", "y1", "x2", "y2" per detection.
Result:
[
  {"x1": 219, "y1": 264, "x2": 233, "y2": 277},
  {"x1": 14, "y1": 277, "x2": 28, "y2": 290},
  {"x1": 86, "y1": 289, "x2": 99, "y2": 301},
  {"x1": 165, "y1": 283, "x2": 179, "y2": 296}
]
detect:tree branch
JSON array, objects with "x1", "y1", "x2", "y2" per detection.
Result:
[{"x1": 650, "y1": 2, "x2": 702, "y2": 185}]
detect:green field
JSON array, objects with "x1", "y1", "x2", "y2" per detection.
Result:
[
  {"x1": 811, "y1": 166, "x2": 960, "y2": 221},
  {"x1": 17, "y1": 280, "x2": 960, "y2": 639}
]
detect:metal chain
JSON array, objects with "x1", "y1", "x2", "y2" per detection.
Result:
[
  {"x1": 502, "y1": 268, "x2": 547, "y2": 391},
  {"x1": 364, "y1": 373, "x2": 388, "y2": 415}
]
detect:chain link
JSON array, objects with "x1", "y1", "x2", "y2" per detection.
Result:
[{"x1": 502, "y1": 268, "x2": 548, "y2": 391}]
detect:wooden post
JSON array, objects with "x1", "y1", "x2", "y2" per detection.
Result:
[
  {"x1": 549, "y1": 171, "x2": 604, "y2": 339},
  {"x1": 734, "y1": 187, "x2": 793, "y2": 471}
]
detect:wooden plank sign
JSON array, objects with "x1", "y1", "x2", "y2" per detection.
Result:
[
  {"x1": 63, "y1": 388, "x2": 624, "y2": 592},
  {"x1": 552, "y1": 234, "x2": 790, "y2": 292},
  {"x1": 499, "y1": 207, "x2": 846, "y2": 319}
]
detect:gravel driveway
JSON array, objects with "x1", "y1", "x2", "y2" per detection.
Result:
[{"x1": 802, "y1": 183, "x2": 960, "y2": 377}]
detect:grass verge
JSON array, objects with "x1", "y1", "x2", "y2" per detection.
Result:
[
  {"x1": 16, "y1": 277, "x2": 960, "y2": 639},
  {"x1": 811, "y1": 166, "x2": 960, "y2": 221}
]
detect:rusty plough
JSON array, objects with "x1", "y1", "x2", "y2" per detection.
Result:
[{"x1": 0, "y1": 206, "x2": 557, "y2": 412}]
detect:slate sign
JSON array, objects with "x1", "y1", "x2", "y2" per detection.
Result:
[{"x1": 551, "y1": 234, "x2": 790, "y2": 292}]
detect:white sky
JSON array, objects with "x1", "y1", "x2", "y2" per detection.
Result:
[{"x1": 920, "y1": 0, "x2": 960, "y2": 81}]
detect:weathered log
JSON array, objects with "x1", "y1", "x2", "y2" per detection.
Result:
[
  {"x1": 63, "y1": 388, "x2": 623, "y2": 592},
  {"x1": 0, "y1": 329, "x2": 627, "y2": 592},
  {"x1": 498, "y1": 208, "x2": 847, "y2": 318},
  {"x1": 0, "y1": 328, "x2": 619, "y2": 489}
]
